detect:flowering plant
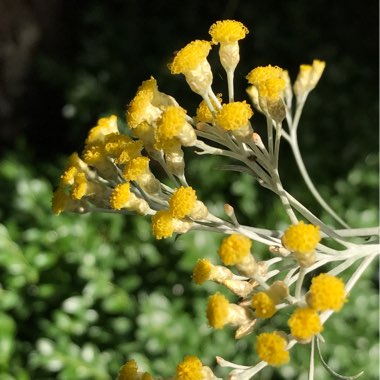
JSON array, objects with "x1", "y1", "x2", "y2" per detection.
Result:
[{"x1": 52, "y1": 20, "x2": 379, "y2": 380}]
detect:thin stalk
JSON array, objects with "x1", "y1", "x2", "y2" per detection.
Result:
[
  {"x1": 226, "y1": 69, "x2": 234, "y2": 102},
  {"x1": 289, "y1": 130, "x2": 350, "y2": 228},
  {"x1": 271, "y1": 170, "x2": 299, "y2": 224},
  {"x1": 295, "y1": 267, "x2": 306, "y2": 300},
  {"x1": 309, "y1": 338, "x2": 315, "y2": 380},
  {"x1": 266, "y1": 116, "x2": 274, "y2": 157},
  {"x1": 273, "y1": 122, "x2": 282, "y2": 169}
]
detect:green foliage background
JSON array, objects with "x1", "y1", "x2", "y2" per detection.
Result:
[{"x1": 0, "y1": 1, "x2": 378, "y2": 379}]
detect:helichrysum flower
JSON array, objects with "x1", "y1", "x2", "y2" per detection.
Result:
[
  {"x1": 110, "y1": 182, "x2": 133, "y2": 208},
  {"x1": 251, "y1": 292, "x2": 277, "y2": 319},
  {"x1": 169, "y1": 186, "x2": 208, "y2": 220},
  {"x1": 123, "y1": 156, "x2": 150, "y2": 181},
  {"x1": 256, "y1": 332, "x2": 290, "y2": 366},
  {"x1": 169, "y1": 40, "x2": 213, "y2": 96},
  {"x1": 288, "y1": 307, "x2": 323, "y2": 342},
  {"x1": 155, "y1": 106, "x2": 196, "y2": 147},
  {"x1": 117, "y1": 359, "x2": 154, "y2": 380},
  {"x1": 126, "y1": 77, "x2": 164, "y2": 129},
  {"x1": 209, "y1": 20, "x2": 249, "y2": 72},
  {"x1": 215, "y1": 101, "x2": 253, "y2": 131},
  {"x1": 294, "y1": 59, "x2": 326, "y2": 98},
  {"x1": 169, "y1": 40, "x2": 211, "y2": 75},
  {"x1": 151, "y1": 210, "x2": 175, "y2": 239},
  {"x1": 176, "y1": 355, "x2": 203, "y2": 380},
  {"x1": 192, "y1": 258, "x2": 233, "y2": 285},
  {"x1": 282, "y1": 221, "x2": 321, "y2": 254},
  {"x1": 52, "y1": 187, "x2": 86, "y2": 215},
  {"x1": 218, "y1": 234, "x2": 252, "y2": 265},
  {"x1": 207, "y1": 292, "x2": 254, "y2": 331},
  {"x1": 207, "y1": 293, "x2": 230, "y2": 329},
  {"x1": 195, "y1": 94, "x2": 222, "y2": 124},
  {"x1": 169, "y1": 186, "x2": 197, "y2": 218},
  {"x1": 246, "y1": 65, "x2": 285, "y2": 102},
  {"x1": 246, "y1": 65, "x2": 283, "y2": 86},
  {"x1": 257, "y1": 78, "x2": 286, "y2": 102},
  {"x1": 209, "y1": 20, "x2": 249, "y2": 44},
  {"x1": 85, "y1": 115, "x2": 119, "y2": 145},
  {"x1": 110, "y1": 182, "x2": 149, "y2": 215},
  {"x1": 308, "y1": 273, "x2": 346, "y2": 312}
]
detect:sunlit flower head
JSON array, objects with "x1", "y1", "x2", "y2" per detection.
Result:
[
  {"x1": 251, "y1": 292, "x2": 277, "y2": 319},
  {"x1": 206, "y1": 292, "x2": 230, "y2": 329},
  {"x1": 288, "y1": 307, "x2": 322, "y2": 342},
  {"x1": 175, "y1": 355, "x2": 203, "y2": 380},
  {"x1": 282, "y1": 221, "x2": 321, "y2": 255},
  {"x1": 308, "y1": 273, "x2": 346, "y2": 312},
  {"x1": 209, "y1": 20, "x2": 249, "y2": 44},
  {"x1": 215, "y1": 101, "x2": 253, "y2": 131},
  {"x1": 218, "y1": 234, "x2": 252, "y2": 266},
  {"x1": 169, "y1": 40, "x2": 213, "y2": 96},
  {"x1": 256, "y1": 332, "x2": 289, "y2": 366}
]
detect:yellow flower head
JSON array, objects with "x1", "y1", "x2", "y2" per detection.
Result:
[
  {"x1": 175, "y1": 355, "x2": 203, "y2": 380},
  {"x1": 218, "y1": 234, "x2": 252, "y2": 266},
  {"x1": 308, "y1": 273, "x2": 346, "y2": 312},
  {"x1": 246, "y1": 65, "x2": 283, "y2": 86},
  {"x1": 251, "y1": 292, "x2": 277, "y2": 319},
  {"x1": 294, "y1": 60, "x2": 326, "y2": 96},
  {"x1": 257, "y1": 78, "x2": 286, "y2": 101},
  {"x1": 169, "y1": 40, "x2": 212, "y2": 75},
  {"x1": 151, "y1": 210, "x2": 174, "y2": 239},
  {"x1": 288, "y1": 307, "x2": 323, "y2": 341},
  {"x1": 115, "y1": 140, "x2": 144, "y2": 165},
  {"x1": 192, "y1": 258, "x2": 213, "y2": 285},
  {"x1": 86, "y1": 115, "x2": 119, "y2": 145},
  {"x1": 104, "y1": 134, "x2": 132, "y2": 157},
  {"x1": 60, "y1": 165, "x2": 77, "y2": 186},
  {"x1": 156, "y1": 106, "x2": 187, "y2": 141},
  {"x1": 207, "y1": 292, "x2": 229, "y2": 329},
  {"x1": 82, "y1": 143, "x2": 106, "y2": 165},
  {"x1": 282, "y1": 221, "x2": 321, "y2": 255},
  {"x1": 123, "y1": 156, "x2": 150, "y2": 181},
  {"x1": 126, "y1": 77, "x2": 161, "y2": 129},
  {"x1": 71, "y1": 172, "x2": 88, "y2": 200},
  {"x1": 209, "y1": 20, "x2": 249, "y2": 44},
  {"x1": 256, "y1": 332, "x2": 290, "y2": 367},
  {"x1": 117, "y1": 359, "x2": 138, "y2": 380},
  {"x1": 110, "y1": 183, "x2": 131, "y2": 210},
  {"x1": 52, "y1": 187, "x2": 70, "y2": 215},
  {"x1": 215, "y1": 101, "x2": 253, "y2": 131},
  {"x1": 169, "y1": 186, "x2": 197, "y2": 219},
  {"x1": 195, "y1": 94, "x2": 222, "y2": 124},
  {"x1": 117, "y1": 359, "x2": 153, "y2": 380}
]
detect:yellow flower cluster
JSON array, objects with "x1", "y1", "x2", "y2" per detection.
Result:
[{"x1": 53, "y1": 19, "x2": 336, "y2": 376}]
